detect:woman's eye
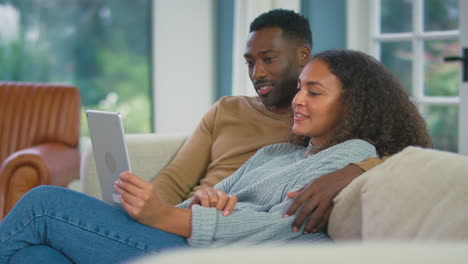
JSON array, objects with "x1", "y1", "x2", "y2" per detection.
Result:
[{"x1": 308, "y1": 91, "x2": 320, "y2": 96}]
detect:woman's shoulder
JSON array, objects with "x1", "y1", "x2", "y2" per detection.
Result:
[
  {"x1": 258, "y1": 140, "x2": 374, "y2": 155},
  {"x1": 323, "y1": 139, "x2": 377, "y2": 158},
  {"x1": 258, "y1": 142, "x2": 304, "y2": 156},
  {"x1": 335, "y1": 138, "x2": 373, "y2": 147}
]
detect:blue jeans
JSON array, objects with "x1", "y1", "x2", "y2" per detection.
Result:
[{"x1": 0, "y1": 186, "x2": 188, "y2": 263}]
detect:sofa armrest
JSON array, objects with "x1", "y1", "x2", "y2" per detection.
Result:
[
  {"x1": 0, "y1": 143, "x2": 80, "y2": 219},
  {"x1": 80, "y1": 133, "x2": 189, "y2": 200}
]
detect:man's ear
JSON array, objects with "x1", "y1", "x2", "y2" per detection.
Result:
[{"x1": 297, "y1": 46, "x2": 311, "y2": 67}]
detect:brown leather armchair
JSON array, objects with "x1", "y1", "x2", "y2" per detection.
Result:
[{"x1": 0, "y1": 82, "x2": 81, "y2": 220}]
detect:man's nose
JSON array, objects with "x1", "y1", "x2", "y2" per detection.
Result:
[{"x1": 251, "y1": 63, "x2": 267, "y2": 80}]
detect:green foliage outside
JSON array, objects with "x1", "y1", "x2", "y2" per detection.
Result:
[
  {"x1": 0, "y1": 0, "x2": 152, "y2": 138},
  {"x1": 423, "y1": 39, "x2": 460, "y2": 151},
  {"x1": 424, "y1": 39, "x2": 460, "y2": 97}
]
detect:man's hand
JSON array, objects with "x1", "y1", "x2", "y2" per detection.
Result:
[
  {"x1": 189, "y1": 188, "x2": 238, "y2": 216},
  {"x1": 284, "y1": 164, "x2": 365, "y2": 233}
]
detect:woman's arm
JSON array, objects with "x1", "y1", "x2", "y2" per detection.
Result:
[
  {"x1": 189, "y1": 140, "x2": 377, "y2": 246},
  {"x1": 176, "y1": 150, "x2": 257, "y2": 209},
  {"x1": 115, "y1": 145, "x2": 266, "y2": 237}
]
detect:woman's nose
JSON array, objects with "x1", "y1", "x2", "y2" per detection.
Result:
[{"x1": 292, "y1": 90, "x2": 304, "y2": 106}]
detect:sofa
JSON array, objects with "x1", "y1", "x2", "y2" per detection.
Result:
[{"x1": 80, "y1": 133, "x2": 468, "y2": 263}]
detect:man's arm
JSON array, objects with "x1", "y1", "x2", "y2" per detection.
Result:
[
  {"x1": 285, "y1": 157, "x2": 385, "y2": 233},
  {"x1": 152, "y1": 102, "x2": 220, "y2": 205}
]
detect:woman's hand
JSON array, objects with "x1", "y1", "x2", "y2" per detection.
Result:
[
  {"x1": 188, "y1": 188, "x2": 237, "y2": 216},
  {"x1": 114, "y1": 171, "x2": 171, "y2": 228}
]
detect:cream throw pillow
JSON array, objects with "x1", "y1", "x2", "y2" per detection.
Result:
[
  {"x1": 329, "y1": 146, "x2": 468, "y2": 240},
  {"x1": 328, "y1": 159, "x2": 370, "y2": 240}
]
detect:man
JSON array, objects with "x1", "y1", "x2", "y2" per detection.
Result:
[{"x1": 153, "y1": 9, "x2": 380, "y2": 234}]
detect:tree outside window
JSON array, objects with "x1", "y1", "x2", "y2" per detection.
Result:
[{"x1": 0, "y1": 0, "x2": 153, "y2": 137}]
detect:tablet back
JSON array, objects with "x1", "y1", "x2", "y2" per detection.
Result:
[{"x1": 86, "y1": 110, "x2": 131, "y2": 205}]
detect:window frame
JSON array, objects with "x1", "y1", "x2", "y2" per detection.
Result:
[{"x1": 370, "y1": 0, "x2": 460, "y2": 106}]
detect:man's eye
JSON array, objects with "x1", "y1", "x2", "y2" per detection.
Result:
[
  {"x1": 245, "y1": 61, "x2": 254, "y2": 66},
  {"x1": 296, "y1": 87, "x2": 301, "y2": 93},
  {"x1": 264, "y1": 57, "x2": 274, "y2": 62},
  {"x1": 308, "y1": 91, "x2": 320, "y2": 96}
]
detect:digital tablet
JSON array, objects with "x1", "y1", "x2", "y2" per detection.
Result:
[{"x1": 86, "y1": 110, "x2": 132, "y2": 205}]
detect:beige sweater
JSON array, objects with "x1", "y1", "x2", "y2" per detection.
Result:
[{"x1": 153, "y1": 96, "x2": 382, "y2": 205}]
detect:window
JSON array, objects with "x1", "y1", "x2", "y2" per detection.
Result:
[
  {"x1": 0, "y1": 0, "x2": 153, "y2": 136},
  {"x1": 371, "y1": 0, "x2": 460, "y2": 152}
]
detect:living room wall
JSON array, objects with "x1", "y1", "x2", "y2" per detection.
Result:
[{"x1": 152, "y1": 0, "x2": 215, "y2": 133}]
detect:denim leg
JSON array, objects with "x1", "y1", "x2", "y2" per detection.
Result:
[
  {"x1": 0, "y1": 186, "x2": 188, "y2": 263},
  {"x1": 10, "y1": 245, "x2": 72, "y2": 264}
]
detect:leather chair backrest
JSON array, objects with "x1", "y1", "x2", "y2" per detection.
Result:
[{"x1": 0, "y1": 82, "x2": 81, "y2": 164}]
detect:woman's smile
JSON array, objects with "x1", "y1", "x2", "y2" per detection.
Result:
[{"x1": 293, "y1": 111, "x2": 309, "y2": 121}]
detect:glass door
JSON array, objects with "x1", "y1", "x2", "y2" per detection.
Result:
[{"x1": 457, "y1": 0, "x2": 468, "y2": 154}]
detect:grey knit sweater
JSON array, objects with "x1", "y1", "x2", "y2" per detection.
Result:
[{"x1": 178, "y1": 139, "x2": 377, "y2": 247}]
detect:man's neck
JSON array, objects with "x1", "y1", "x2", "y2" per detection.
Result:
[{"x1": 266, "y1": 105, "x2": 292, "y2": 115}]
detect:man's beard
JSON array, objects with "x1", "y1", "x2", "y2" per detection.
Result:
[{"x1": 271, "y1": 78, "x2": 298, "y2": 109}]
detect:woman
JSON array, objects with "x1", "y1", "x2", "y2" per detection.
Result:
[{"x1": 0, "y1": 50, "x2": 430, "y2": 263}]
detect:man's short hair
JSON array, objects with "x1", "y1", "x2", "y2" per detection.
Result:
[{"x1": 249, "y1": 9, "x2": 312, "y2": 49}]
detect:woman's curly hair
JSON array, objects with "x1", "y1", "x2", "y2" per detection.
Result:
[{"x1": 293, "y1": 49, "x2": 432, "y2": 157}]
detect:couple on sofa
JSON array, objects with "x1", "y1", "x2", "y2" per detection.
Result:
[{"x1": 0, "y1": 9, "x2": 431, "y2": 263}]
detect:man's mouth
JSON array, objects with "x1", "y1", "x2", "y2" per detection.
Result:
[{"x1": 255, "y1": 84, "x2": 273, "y2": 96}]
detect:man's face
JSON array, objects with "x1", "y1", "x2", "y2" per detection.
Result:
[{"x1": 244, "y1": 27, "x2": 302, "y2": 112}]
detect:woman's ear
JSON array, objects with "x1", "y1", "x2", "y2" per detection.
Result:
[{"x1": 297, "y1": 46, "x2": 311, "y2": 67}]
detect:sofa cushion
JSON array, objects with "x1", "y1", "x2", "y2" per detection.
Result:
[{"x1": 329, "y1": 146, "x2": 468, "y2": 240}]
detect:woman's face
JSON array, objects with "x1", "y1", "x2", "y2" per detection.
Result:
[{"x1": 292, "y1": 59, "x2": 345, "y2": 146}]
